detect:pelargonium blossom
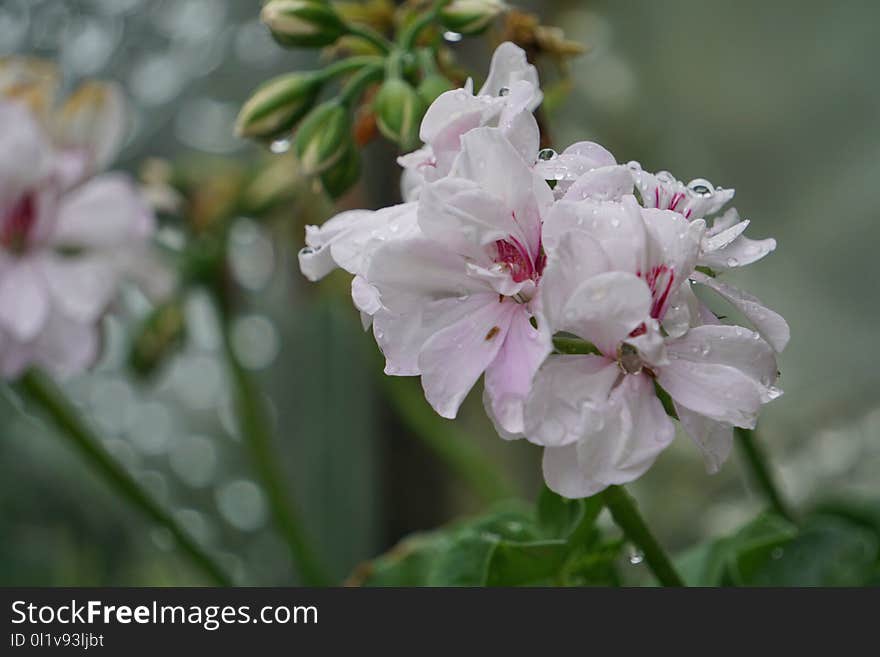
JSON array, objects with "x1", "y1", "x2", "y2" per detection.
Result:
[
  {"x1": 364, "y1": 127, "x2": 553, "y2": 434},
  {"x1": 523, "y1": 196, "x2": 781, "y2": 497},
  {"x1": 0, "y1": 81, "x2": 160, "y2": 379},
  {"x1": 398, "y1": 41, "x2": 542, "y2": 202}
]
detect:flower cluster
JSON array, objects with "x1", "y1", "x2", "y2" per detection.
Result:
[
  {"x1": 300, "y1": 43, "x2": 789, "y2": 498},
  {"x1": 0, "y1": 59, "x2": 163, "y2": 379}
]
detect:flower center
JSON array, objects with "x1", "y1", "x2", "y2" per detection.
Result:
[
  {"x1": 0, "y1": 192, "x2": 37, "y2": 254},
  {"x1": 493, "y1": 236, "x2": 545, "y2": 284}
]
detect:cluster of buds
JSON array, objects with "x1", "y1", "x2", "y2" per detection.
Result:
[{"x1": 236, "y1": 0, "x2": 518, "y2": 198}]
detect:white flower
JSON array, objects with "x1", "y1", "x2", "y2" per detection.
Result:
[
  {"x1": 0, "y1": 95, "x2": 157, "y2": 379},
  {"x1": 397, "y1": 41, "x2": 542, "y2": 202},
  {"x1": 629, "y1": 165, "x2": 789, "y2": 350},
  {"x1": 525, "y1": 196, "x2": 781, "y2": 498},
  {"x1": 364, "y1": 127, "x2": 554, "y2": 434}
]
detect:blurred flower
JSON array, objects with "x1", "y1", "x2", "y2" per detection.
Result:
[{"x1": 0, "y1": 62, "x2": 168, "y2": 379}]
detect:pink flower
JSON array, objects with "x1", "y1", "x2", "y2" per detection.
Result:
[
  {"x1": 365, "y1": 127, "x2": 554, "y2": 434},
  {"x1": 525, "y1": 196, "x2": 781, "y2": 497},
  {"x1": 397, "y1": 42, "x2": 542, "y2": 202},
  {"x1": 0, "y1": 93, "x2": 157, "y2": 379}
]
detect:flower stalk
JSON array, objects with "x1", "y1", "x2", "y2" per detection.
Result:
[
  {"x1": 16, "y1": 369, "x2": 232, "y2": 586},
  {"x1": 735, "y1": 427, "x2": 795, "y2": 523},
  {"x1": 601, "y1": 485, "x2": 684, "y2": 587},
  {"x1": 219, "y1": 320, "x2": 331, "y2": 586}
]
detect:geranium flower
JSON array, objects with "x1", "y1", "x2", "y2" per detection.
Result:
[
  {"x1": 397, "y1": 41, "x2": 542, "y2": 202},
  {"x1": 0, "y1": 87, "x2": 158, "y2": 379},
  {"x1": 525, "y1": 196, "x2": 781, "y2": 497},
  {"x1": 364, "y1": 127, "x2": 554, "y2": 434}
]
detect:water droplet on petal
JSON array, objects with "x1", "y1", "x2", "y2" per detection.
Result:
[
  {"x1": 537, "y1": 148, "x2": 557, "y2": 161},
  {"x1": 626, "y1": 160, "x2": 642, "y2": 171},
  {"x1": 727, "y1": 257, "x2": 739, "y2": 267},
  {"x1": 687, "y1": 177, "x2": 715, "y2": 197},
  {"x1": 443, "y1": 30, "x2": 462, "y2": 42},
  {"x1": 498, "y1": 86, "x2": 510, "y2": 97}
]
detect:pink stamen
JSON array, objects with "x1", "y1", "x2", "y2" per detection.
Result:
[{"x1": 494, "y1": 236, "x2": 535, "y2": 283}]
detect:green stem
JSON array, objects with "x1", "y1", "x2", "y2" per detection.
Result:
[
  {"x1": 220, "y1": 323, "x2": 331, "y2": 586},
  {"x1": 399, "y1": 0, "x2": 450, "y2": 50},
  {"x1": 16, "y1": 369, "x2": 232, "y2": 586},
  {"x1": 316, "y1": 55, "x2": 385, "y2": 83},
  {"x1": 338, "y1": 64, "x2": 384, "y2": 106},
  {"x1": 382, "y1": 376, "x2": 516, "y2": 504},
  {"x1": 601, "y1": 485, "x2": 684, "y2": 587},
  {"x1": 735, "y1": 427, "x2": 795, "y2": 523},
  {"x1": 344, "y1": 23, "x2": 394, "y2": 54}
]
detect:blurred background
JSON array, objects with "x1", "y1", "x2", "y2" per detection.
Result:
[{"x1": 1, "y1": 0, "x2": 878, "y2": 585}]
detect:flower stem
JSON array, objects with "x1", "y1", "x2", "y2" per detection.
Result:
[
  {"x1": 220, "y1": 326, "x2": 331, "y2": 586},
  {"x1": 16, "y1": 369, "x2": 232, "y2": 586},
  {"x1": 734, "y1": 427, "x2": 795, "y2": 523},
  {"x1": 601, "y1": 485, "x2": 684, "y2": 587},
  {"x1": 399, "y1": 0, "x2": 450, "y2": 50},
  {"x1": 382, "y1": 375, "x2": 516, "y2": 504},
  {"x1": 338, "y1": 64, "x2": 384, "y2": 107},
  {"x1": 344, "y1": 23, "x2": 394, "y2": 54}
]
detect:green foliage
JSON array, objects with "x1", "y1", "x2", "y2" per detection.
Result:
[
  {"x1": 356, "y1": 490, "x2": 620, "y2": 587},
  {"x1": 677, "y1": 506, "x2": 880, "y2": 587}
]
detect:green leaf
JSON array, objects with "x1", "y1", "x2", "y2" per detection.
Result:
[
  {"x1": 748, "y1": 516, "x2": 878, "y2": 586},
  {"x1": 675, "y1": 512, "x2": 797, "y2": 586},
  {"x1": 426, "y1": 531, "x2": 498, "y2": 586},
  {"x1": 537, "y1": 486, "x2": 583, "y2": 538},
  {"x1": 485, "y1": 539, "x2": 570, "y2": 586}
]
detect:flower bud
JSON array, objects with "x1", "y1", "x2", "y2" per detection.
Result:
[
  {"x1": 261, "y1": 0, "x2": 347, "y2": 48},
  {"x1": 236, "y1": 72, "x2": 321, "y2": 139},
  {"x1": 439, "y1": 0, "x2": 505, "y2": 36},
  {"x1": 373, "y1": 78, "x2": 423, "y2": 151},
  {"x1": 320, "y1": 144, "x2": 361, "y2": 199},
  {"x1": 294, "y1": 101, "x2": 351, "y2": 175},
  {"x1": 417, "y1": 74, "x2": 454, "y2": 106},
  {"x1": 128, "y1": 300, "x2": 186, "y2": 379}
]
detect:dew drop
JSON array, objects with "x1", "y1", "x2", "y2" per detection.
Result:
[
  {"x1": 628, "y1": 547, "x2": 645, "y2": 565},
  {"x1": 687, "y1": 178, "x2": 714, "y2": 197},
  {"x1": 443, "y1": 30, "x2": 463, "y2": 42},
  {"x1": 656, "y1": 170, "x2": 676, "y2": 184},
  {"x1": 270, "y1": 138, "x2": 291, "y2": 154},
  {"x1": 537, "y1": 148, "x2": 557, "y2": 161},
  {"x1": 726, "y1": 257, "x2": 739, "y2": 267},
  {"x1": 626, "y1": 160, "x2": 642, "y2": 171},
  {"x1": 498, "y1": 86, "x2": 511, "y2": 97}
]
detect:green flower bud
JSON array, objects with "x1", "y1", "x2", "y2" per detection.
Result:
[
  {"x1": 439, "y1": 0, "x2": 505, "y2": 36},
  {"x1": 129, "y1": 300, "x2": 186, "y2": 379},
  {"x1": 295, "y1": 101, "x2": 351, "y2": 175},
  {"x1": 417, "y1": 73, "x2": 454, "y2": 106},
  {"x1": 236, "y1": 72, "x2": 322, "y2": 139},
  {"x1": 373, "y1": 78, "x2": 423, "y2": 151},
  {"x1": 320, "y1": 144, "x2": 361, "y2": 199},
  {"x1": 261, "y1": 0, "x2": 346, "y2": 48}
]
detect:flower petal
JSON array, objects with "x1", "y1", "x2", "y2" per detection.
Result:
[
  {"x1": 483, "y1": 307, "x2": 552, "y2": 435},
  {"x1": 675, "y1": 403, "x2": 733, "y2": 474},
  {"x1": 51, "y1": 173, "x2": 152, "y2": 249},
  {"x1": 478, "y1": 42, "x2": 542, "y2": 110},
  {"x1": 559, "y1": 271, "x2": 652, "y2": 357},
  {"x1": 0, "y1": 260, "x2": 49, "y2": 340},
  {"x1": 418, "y1": 295, "x2": 517, "y2": 419},
  {"x1": 524, "y1": 354, "x2": 619, "y2": 447},
  {"x1": 691, "y1": 271, "x2": 790, "y2": 352},
  {"x1": 39, "y1": 254, "x2": 117, "y2": 323}
]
